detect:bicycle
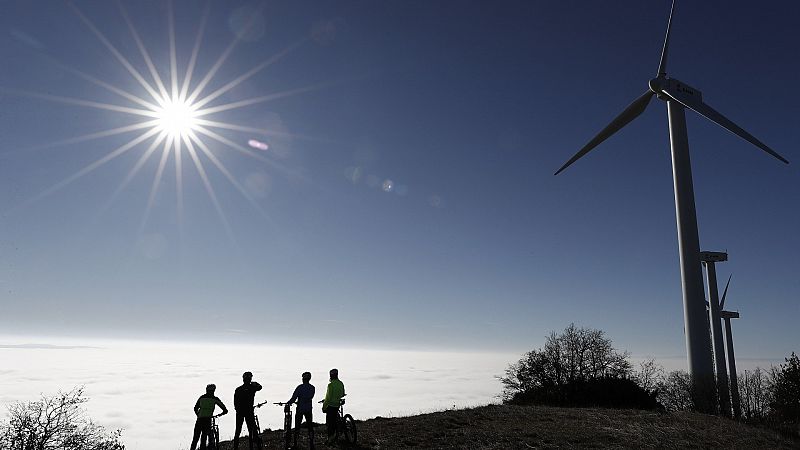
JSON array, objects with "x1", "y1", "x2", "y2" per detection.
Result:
[
  {"x1": 233, "y1": 401, "x2": 267, "y2": 450},
  {"x1": 236, "y1": 400, "x2": 269, "y2": 450},
  {"x1": 253, "y1": 399, "x2": 269, "y2": 437},
  {"x1": 208, "y1": 413, "x2": 223, "y2": 450},
  {"x1": 320, "y1": 397, "x2": 357, "y2": 445},
  {"x1": 273, "y1": 402, "x2": 293, "y2": 450}
]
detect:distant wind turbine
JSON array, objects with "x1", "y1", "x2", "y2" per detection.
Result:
[
  {"x1": 554, "y1": 1, "x2": 789, "y2": 412},
  {"x1": 719, "y1": 276, "x2": 742, "y2": 419},
  {"x1": 701, "y1": 251, "x2": 731, "y2": 417}
]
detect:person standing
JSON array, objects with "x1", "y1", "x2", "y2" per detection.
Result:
[
  {"x1": 287, "y1": 371, "x2": 316, "y2": 449},
  {"x1": 233, "y1": 371, "x2": 263, "y2": 450},
  {"x1": 190, "y1": 384, "x2": 227, "y2": 450},
  {"x1": 322, "y1": 368, "x2": 345, "y2": 444}
]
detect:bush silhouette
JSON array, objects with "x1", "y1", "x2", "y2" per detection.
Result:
[
  {"x1": 502, "y1": 324, "x2": 662, "y2": 410},
  {"x1": 0, "y1": 387, "x2": 124, "y2": 450},
  {"x1": 507, "y1": 377, "x2": 661, "y2": 410}
]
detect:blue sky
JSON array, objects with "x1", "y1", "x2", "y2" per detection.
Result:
[{"x1": 0, "y1": 1, "x2": 797, "y2": 362}]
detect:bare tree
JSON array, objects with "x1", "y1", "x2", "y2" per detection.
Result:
[
  {"x1": 739, "y1": 367, "x2": 773, "y2": 421},
  {"x1": 634, "y1": 358, "x2": 665, "y2": 393},
  {"x1": 656, "y1": 370, "x2": 694, "y2": 412},
  {"x1": 501, "y1": 323, "x2": 632, "y2": 402},
  {"x1": 0, "y1": 387, "x2": 124, "y2": 450}
]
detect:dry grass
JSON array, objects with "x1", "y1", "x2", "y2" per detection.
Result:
[{"x1": 220, "y1": 404, "x2": 800, "y2": 449}]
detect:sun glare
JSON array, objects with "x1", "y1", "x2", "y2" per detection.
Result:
[
  {"x1": 156, "y1": 98, "x2": 197, "y2": 137},
  {"x1": 17, "y1": 2, "x2": 320, "y2": 242}
]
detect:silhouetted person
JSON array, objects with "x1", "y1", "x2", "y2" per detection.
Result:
[
  {"x1": 233, "y1": 371, "x2": 263, "y2": 450},
  {"x1": 191, "y1": 384, "x2": 228, "y2": 450},
  {"x1": 322, "y1": 368, "x2": 345, "y2": 443},
  {"x1": 287, "y1": 371, "x2": 316, "y2": 449}
]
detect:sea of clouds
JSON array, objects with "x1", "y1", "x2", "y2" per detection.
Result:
[{"x1": 0, "y1": 337, "x2": 515, "y2": 450}]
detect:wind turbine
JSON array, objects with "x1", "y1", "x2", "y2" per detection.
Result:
[
  {"x1": 719, "y1": 276, "x2": 742, "y2": 419},
  {"x1": 554, "y1": 1, "x2": 789, "y2": 412},
  {"x1": 701, "y1": 251, "x2": 731, "y2": 417}
]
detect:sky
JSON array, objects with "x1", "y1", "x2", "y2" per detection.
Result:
[{"x1": 0, "y1": 0, "x2": 798, "y2": 367}]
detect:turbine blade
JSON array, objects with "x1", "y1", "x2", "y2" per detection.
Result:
[
  {"x1": 554, "y1": 90, "x2": 654, "y2": 175},
  {"x1": 658, "y1": 0, "x2": 676, "y2": 76},
  {"x1": 720, "y1": 274, "x2": 732, "y2": 310},
  {"x1": 662, "y1": 88, "x2": 789, "y2": 164}
]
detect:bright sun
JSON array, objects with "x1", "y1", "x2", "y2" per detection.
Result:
[
  {"x1": 24, "y1": 1, "x2": 316, "y2": 238},
  {"x1": 156, "y1": 98, "x2": 197, "y2": 138}
]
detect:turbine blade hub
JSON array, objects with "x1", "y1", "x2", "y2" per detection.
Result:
[{"x1": 649, "y1": 77, "x2": 664, "y2": 95}]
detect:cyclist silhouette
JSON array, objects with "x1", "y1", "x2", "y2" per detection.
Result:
[
  {"x1": 286, "y1": 371, "x2": 316, "y2": 449},
  {"x1": 322, "y1": 368, "x2": 345, "y2": 444},
  {"x1": 233, "y1": 371, "x2": 263, "y2": 450},
  {"x1": 190, "y1": 384, "x2": 227, "y2": 450}
]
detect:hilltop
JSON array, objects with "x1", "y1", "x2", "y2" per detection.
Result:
[{"x1": 219, "y1": 403, "x2": 799, "y2": 449}]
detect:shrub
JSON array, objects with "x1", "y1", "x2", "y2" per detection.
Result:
[
  {"x1": 501, "y1": 324, "x2": 661, "y2": 409},
  {"x1": 770, "y1": 352, "x2": 800, "y2": 433},
  {"x1": 0, "y1": 387, "x2": 124, "y2": 450}
]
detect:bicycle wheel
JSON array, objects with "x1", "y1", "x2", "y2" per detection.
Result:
[
  {"x1": 343, "y1": 414, "x2": 357, "y2": 444},
  {"x1": 254, "y1": 417, "x2": 264, "y2": 450},
  {"x1": 283, "y1": 414, "x2": 292, "y2": 449},
  {"x1": 212, "y1": 426, "x2": 220, "y2": 450}
]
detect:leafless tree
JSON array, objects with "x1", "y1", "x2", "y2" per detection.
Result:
[
  {"x1": 501, "y1": 323, "x2": 632, "y2": 401},
  {"x1": 739, "y1": 367, "x2": 773, "y2": 421},
  {"x1": 634, "y1": 358, "x2": 665, "y2": 393},
  {"x1": 656, "y1": 370, "x2": 694, "y2": 412},
  {"x1": 0, "y1": 387, "x2": 124, "y2": 450}
]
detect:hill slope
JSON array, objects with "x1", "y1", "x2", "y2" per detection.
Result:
[{"x1": 219, "y1": 404, "x2": 799, "y2": 449}]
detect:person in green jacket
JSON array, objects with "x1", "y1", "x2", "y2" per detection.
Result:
[
  {"x1": 191, "y1": 384, "x2": 228, "y2": 450},
  {"x1": 322, "y1": 368, "x2": 345, "y2": 443}
]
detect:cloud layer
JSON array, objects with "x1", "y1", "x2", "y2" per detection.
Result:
[{"x1": 0, "y1": 337, "x2": 513, "y2": 450}]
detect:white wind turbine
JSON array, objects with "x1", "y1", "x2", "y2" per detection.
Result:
[
  {"x1": 718, "y1": 276, "x2": 742, "y2": 419},
  {"x1": 554, "y1": 1, "x2": 789, "y2": 412}
]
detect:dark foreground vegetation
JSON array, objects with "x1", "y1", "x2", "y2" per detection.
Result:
[
  {"x1": 501, "y1": 324, "x2": 800, "y2": 438},
  {"x1": 217, "y1": 403, "x2": 799, "y2": 449},
  {"x1": 0, "y1": 387, "x2": 124, "y2": 450}
]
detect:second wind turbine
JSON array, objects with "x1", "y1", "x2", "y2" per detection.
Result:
[{"x1": 554, "y1": 1, "x2": 789, "y2": 413}]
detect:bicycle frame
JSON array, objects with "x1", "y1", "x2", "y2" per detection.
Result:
[
  {"x1": 209, "y1": 415, "x2": 221, "y2": 450},
  {"x1": 253, "y1": 400, "x2": 268, "y2": 435},
  {"x1": 273, "y1": 402, "x2": 293, "y2": 450}
]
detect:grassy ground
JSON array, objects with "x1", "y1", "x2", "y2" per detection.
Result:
[{"x1": 219, "y1": 404, "x2": 799, "y2": 449}]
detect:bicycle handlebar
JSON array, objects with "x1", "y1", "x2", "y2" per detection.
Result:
[
  {"x1": 254, "y1": 400, "x2": 269, "y2": 409},
  {"x1": 318, "y1": 393, "x2": 348, "y2": 403}
]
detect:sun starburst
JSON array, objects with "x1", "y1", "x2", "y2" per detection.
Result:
[
  {"x1": 8, "y1": 1, "x2": 328, "y2": 244},
  {"x1": 155, "y1": 97, "x2": 198, "y2": 138}
]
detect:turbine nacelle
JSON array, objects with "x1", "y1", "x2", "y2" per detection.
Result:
[{"x1": 649, "y1": 77, "x2": 703, "y2": 103}]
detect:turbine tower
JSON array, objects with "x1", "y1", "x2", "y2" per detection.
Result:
[{"x1": 554, "y1": 1, "x2": 789, "y2": 412}]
